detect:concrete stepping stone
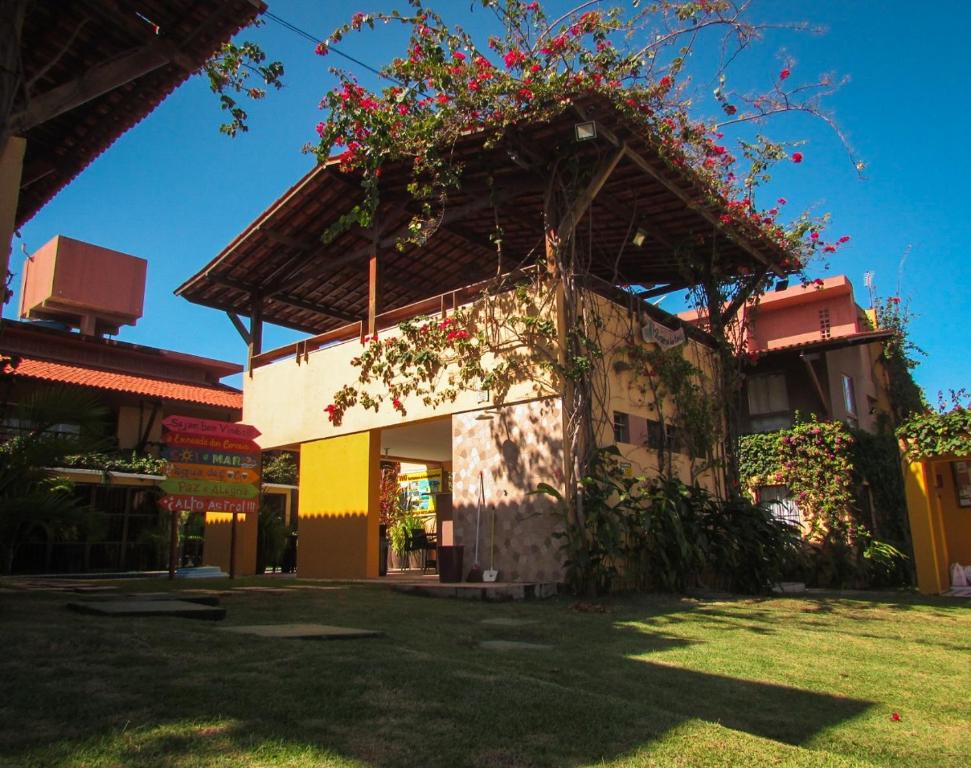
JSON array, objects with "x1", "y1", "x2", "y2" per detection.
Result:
[
  {"x1": 479, "y1": 640, "x2": 553, "y2": 651},
  {"x1": 286, "y1": 585, "x2": 348, "y2": 591},
  {"x1": 230, "y1": 586, "x2": 293, "y2": 595},
  {"x1": 219, "y1": 623, "x2": 381, "y2": 640},
  {"x1": 479, "y1": 618, "x2": 538, "y2": 627},
  {"x1": 66, "y1": 599, "x2": 226, "y2": 620}
]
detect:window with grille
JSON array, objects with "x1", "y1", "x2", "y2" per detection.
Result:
[{"x1": 759, "y1": 485, "x2": 802, "y2": 527}]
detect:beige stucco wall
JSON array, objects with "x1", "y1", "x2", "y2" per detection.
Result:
[
  {"x1": 825, "y1": 343, "x2": 885, "y2": 433},
  {"x1": 244, "y1": 284, "x2": 559, "y2": 450},
  {"x1": 584, "y1": 290, "x2": 723, "y2": 493}
]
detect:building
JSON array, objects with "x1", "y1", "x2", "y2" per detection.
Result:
[
  {"x1": 0, "y1": 235, "x2": 244, "y2": 573},
  {"x1": 175, "y1": 97, "x2": 791, "y2": 584}
]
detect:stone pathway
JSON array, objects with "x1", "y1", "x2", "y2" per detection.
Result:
[
  {"x1": 219, "y1": 623, "x2": 382, "y2": 640},
  {"x1": 479, "y1": 640, "x2": 553, "y2": 651},
  {"x1": 66, "y1": 599, "x2": 226, "y2": 620}
]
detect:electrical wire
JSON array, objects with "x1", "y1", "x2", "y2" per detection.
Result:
[{"x1": 263, "y1": 10, "x2": 406, "y2": 88}]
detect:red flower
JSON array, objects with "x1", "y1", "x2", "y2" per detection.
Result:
[
  {"x1": 530, "y1": 63, "x2": 541, "y2": 73},
  {"x1": 526, "y1": 1, "x2": 539, "y2": 10},
  {"x1": 824, "y1": 245, "x2": 836, "y2": 253},
  {"x1": 890, "y1": 712, "x2": 901, "y2": 722},
  {"x1": 392, "y1": 398, "x2": 404, "y2": 412},
  {"x1": 517, "y1": 87, "x2": 534, "y2": 101},
  {"x1": 810, "y1": 232, "x2": 819, "y2": 241},
  {"x1": 719, "y1": 213, "x2": 732, "y2": 225},
  {"x1": 780, "y1": 68, "x2": 791, "y2": 80},
  {"x1": 723, "y1": 104, "x2": 737, "y2": 116},
  {"x1": 452, "y1": 51, "x2": 466, "y2": 61},
  {"x1": 504, "y1": 49, "x2": 525, "y2": 68},
  {"x1": 791, "y1": 151, "x2": 803, "y2": 163},
  {"x1": 315, "y1": 41, "x2": 328, "y2": 56},
  {"x1": 838, "y1": 235, "x2": 851, "y2": 244},
  {"x1": 436, "y1": 93, "x2": 450, "y2": 105},
  {"x1": 658, "y1": 76, "x2": 673, "y2": 91},
  {"x1": 315, "y1": 122, "x2": 326, "y2": 136},
  {"x1": 777, "y1": 197, "x2": 787, "y2": 205}
]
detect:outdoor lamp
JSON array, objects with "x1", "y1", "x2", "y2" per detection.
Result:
[
  {"x1": 632, "y1": 228, "x2": 648, "y2": 247},
  {"x1": 574, "y1": 121, "x2": 597, "y2": 141}
]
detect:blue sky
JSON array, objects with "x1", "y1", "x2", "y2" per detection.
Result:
[{"x1": 8, "y1": 1, "x2": 967, "y2": 400}]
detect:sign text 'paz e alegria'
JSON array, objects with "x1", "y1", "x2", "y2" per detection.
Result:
[{"x1": 160, "y1": 416, "x2": 261, "y2": 578}]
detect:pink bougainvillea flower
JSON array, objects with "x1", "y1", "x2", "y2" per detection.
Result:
[
  {"x1": 452, "y1": 50, "x2": 466, "y2": 61},
  {"x1": 526, "y1": 1, "x2": 539, "y2": 10},
  {"x1": 810, "y1": 231, "x2": 819, "y2": 241},
  {"x1": 791, "y1": 151, "x2": 803, "y2": 163},
  {"x1": 503, "y1": 49, "x2": 525, "y2": 68},
  {"x1": 315, "y1": 41, "x2": 328, "y2": 56},
  {"x1": 838, "y1": 235, "x2": 851, "y2": 243},
  {"x1": 777, "y1": 197, "x2": 787, "y2": 205},
  {"x1": 780, "y1": 68, "x2": 791, "y2": 80}
]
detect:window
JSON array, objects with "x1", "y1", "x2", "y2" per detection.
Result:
[
  {"x1": 613, "y1": 411, "x2": 630, "y2": 444},
  {"x1": 645, "y1": 419, "x2": 688, "y2": 455},
  {"x1": 747, "y1": 373, "x2": 791, "y2": 432},
  {"x1": 759, "y1": 485, "x2": 802, "y2": 527},
  {"x1": 842, "y1": 374, "x2": 858, "y2": 419}
]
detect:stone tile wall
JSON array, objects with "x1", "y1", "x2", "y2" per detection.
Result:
[{"x1": 451, "y1": 397, "x2": 565, "y2": 583}]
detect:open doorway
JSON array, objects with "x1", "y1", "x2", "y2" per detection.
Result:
[{"x1": 379, "y1": 417, "x2": 452, "y2": 577}]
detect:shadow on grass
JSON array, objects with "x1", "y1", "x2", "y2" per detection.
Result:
[{"x1": 0, "y1": 587, "x2": 887, "y2": 767}]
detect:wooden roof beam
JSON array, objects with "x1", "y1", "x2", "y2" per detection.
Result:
[
  {"x1": 267, "y1": 293, "x2": 363, "y2": 325},
  {"x1": 573, "y1": 106, "x2": 783, "y2": 276}
]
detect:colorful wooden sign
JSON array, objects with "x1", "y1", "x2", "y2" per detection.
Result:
[
  {"x1": 164, "y1": 463, "x2": 259, "y2": 485},
  {"x1": 161, "y1": 416, "x2": 261, "y2": 441},
  {"x1": 164, "y1": 432, "x2": 260, "y2": 454},
  {"x1": 160, "y1": 478, "x2": 260, "y2": 499},
  {"x1": 158, "y1": 495, "x2": 259, "y2": 514},
  {"x1": 161, "y1": 446, "x2": 260, "y2": 469}
]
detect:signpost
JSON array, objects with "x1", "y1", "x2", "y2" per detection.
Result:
[{"x1": 161, "y1": 416, "x2": 261, "y2": 579}]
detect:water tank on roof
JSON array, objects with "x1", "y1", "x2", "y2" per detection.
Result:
[{"x1": 18, "y1": 236, "x2": 146, "y2": 336}]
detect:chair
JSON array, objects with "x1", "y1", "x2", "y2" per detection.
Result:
[{"x1": 405, "y1": 528, "x2": 438, "y2": 573}]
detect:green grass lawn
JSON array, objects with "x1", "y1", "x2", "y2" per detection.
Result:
[{"x1": 0, "y1": 579, "x2": 967, "y2": 767}]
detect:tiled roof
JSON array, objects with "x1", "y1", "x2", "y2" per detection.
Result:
[
  {"x1": 756, "y1": 329, "x2": 895, "y2": 356},
  {"x1": 9, "y1": 357, "x2": 242, "y2": 410}
]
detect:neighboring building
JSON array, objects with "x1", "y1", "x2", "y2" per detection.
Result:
[
  {"x1": 682, "y1": 276, "x2": 904, "y2": 539},
  {"x1": 682, "y1": 275, "x2": 894, "y2": 436},
  {"x1": 737, "y1": 276, "x2": 894, "y2": 435},
  {"x1": 0, "y1": 236, "x2": 243, "y2": 573},
  {"x1": 175, "y1": 98, "x2": 790, "y2": 584}
]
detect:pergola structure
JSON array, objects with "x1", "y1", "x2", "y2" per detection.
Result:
[
  {"x1": 1, "y1": 0, "x2": 266, "y2": 285},
  {"x1": 177, "y1": 95, "x2": 788, "y2": 367}
]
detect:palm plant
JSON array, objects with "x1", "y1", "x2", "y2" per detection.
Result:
[{"x1": 0, "y1": 385, "x2": 109, "y2": 573}]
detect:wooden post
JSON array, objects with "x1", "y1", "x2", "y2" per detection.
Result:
[
  {"x1": 168, "y1": 509, "x2": 179, "y2": 580},
  {"x1": 367, "y1": 243, "x2": 380, "y2": 335},
  {"x1": 229, "y1": 510, "x2": 238, "y2": 579},
  {"x1": 247, "y1": 293, "x2": 263, "y2": 374},
  {"x1": 119, "y1": 488, "x2": 131, "y2": 571}
]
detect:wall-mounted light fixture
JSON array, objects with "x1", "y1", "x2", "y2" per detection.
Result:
[
  {"x1": 632, "y1": 228, "x2": 648, "y2": 247},
  {"x1": 574, "y1": 121, "x2": 597, "y2": 142}
]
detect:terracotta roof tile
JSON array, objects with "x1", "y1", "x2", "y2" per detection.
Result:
[{"x1": 9, "y1": 357, "x2": 242, "y2": 410}]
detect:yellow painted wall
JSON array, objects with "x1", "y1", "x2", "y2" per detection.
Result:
[
  {"x1": 244, "y1": 284, "x2": 559, "y2": 450},
  {"x1": 204, "y1": 508, "x2": 258, "y2": 576},
  {"x1": 297, "y1": 430, "x2": 380, "y2": 579},
  {"x1": 904, "y1": 456, "x2": 971, "y2": 594}
]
